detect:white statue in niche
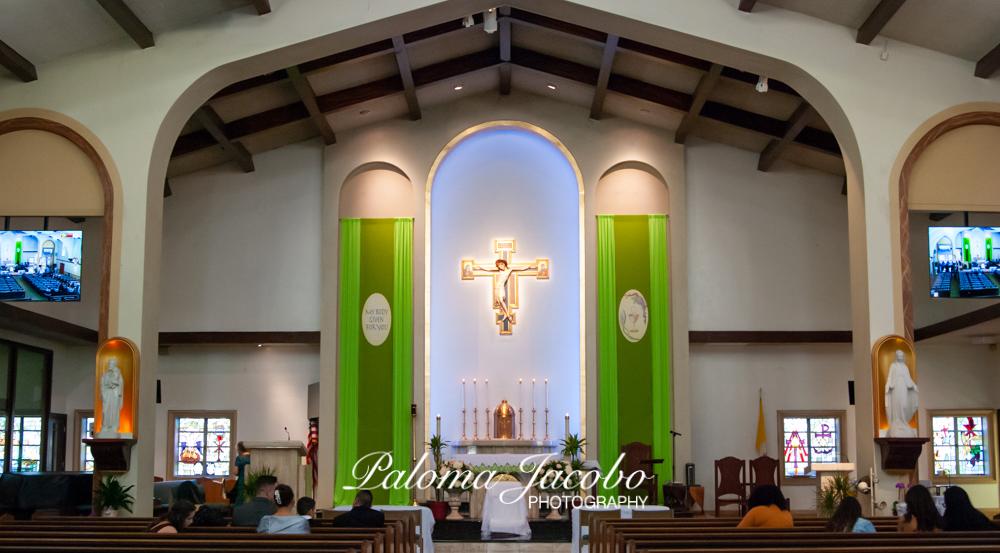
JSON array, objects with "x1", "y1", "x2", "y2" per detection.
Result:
[
  {"x1": 885, "y1": 350, "x2": 919, "y2": 438},
  {"x1": 97, "y1": 358, "x2": 124, "y2": 438}
]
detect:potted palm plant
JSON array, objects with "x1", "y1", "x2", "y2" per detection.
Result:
[
  {"x1": 560, "y1": 433, "x2": 586, "y2": 462},
  {"x1": 243, "y1": 465, "x2": 277, "y2": 502},
  {"x1": 425, "y1": 434, "x2": 449, "y2": 521},
  {"x1": 96, "y1": 475, "x2": 135, "y2": 517}
]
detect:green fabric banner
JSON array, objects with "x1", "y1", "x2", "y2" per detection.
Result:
[
  {"x1": 597, "y1": 214, "x2": 671, "y2": 498},
  {"x1": 335, "y1": 218, "x2": 413, "y2": 506}
]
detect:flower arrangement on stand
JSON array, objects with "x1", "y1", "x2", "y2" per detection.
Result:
[
  {"x1": 536, "y1": 458, "x2": 581, "y2": 520},
  {"x1": 439, "y1": 459, "x2": 474, "y2": 520},
  {"x1": 816, "y1": 474, "x2": 857, "y2": 517}
]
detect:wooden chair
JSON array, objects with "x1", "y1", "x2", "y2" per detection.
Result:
[
  {"x1": 620, "y1": 442, "x2": 663, "y2": 505},
  {"x1": 714, "y1": 456, "x2": 746, "y2": 517},
  {"x1": 748, "y1": 455, "x2": 780, "y2": 490}
]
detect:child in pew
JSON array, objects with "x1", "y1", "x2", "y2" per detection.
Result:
[
  {"x1": 297, "y1": 496, "x2": 316, "y2": 519},
  {"x1": 149, "y1": 500, "x2": 196, "y2": 534},
  {"x1": 257, "y1": 484, "x2": 310, "y2": 535},
  {"x1": 737, "y1": 485, "x2": 794, "y2": 528},
  {"x1": 826, "y1": 496, "x2": 876, "y2": 533},
  {"x1": 898, "y1": 484, "x2": 943, "y2": 533}
]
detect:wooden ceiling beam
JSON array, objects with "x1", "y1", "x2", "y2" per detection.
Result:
[
  {"x1": 928, "y1": 212, "x2": 952, "y2": 222},
  {"x1": 975, "y1": 42, "x2": 1000, "y2": 79},
  {"x1": 391, "y1": 36, "x2": 421, "y2": 121},
  {"x1": 194, "y1": 106, "x2": 254, "y2": 172},
  {"x1": 674, "y1": 63, "x2": 722, "y2": 144},
  {"x1": 0, "y1": 38, "x2": 36, "y2": 82},
  {"x1": 856, "y1": 0, "x2": 907, "y2": 45},
  {"x1": 738, "y1": 0, "x2": 758, "y2": 13},
  {"x1": 589, "y1": 34, "x2": 619, "y2": 120},
  {"x1": 95, "y1": 0, "x2": 154, "y2": 48},
  {"x1": 757, "y1": 101, "x2": 815, "y2": 171},
  {"x1": 159, "y1": 331, "x2": 320, "y2": 346},
  {"x1": 252, "y1": 0, "x2": 271, "y2": 15},
  {"x1": 690, "y1": 330, "x2": 851, "y2": 344},
  {"x1": 499, "y1": 8, "x2": 512, "y2": 95},
  {"x1": 287, "y1": 66, "x2": 336, "y2": 145},
  {"x1": 914, "y1": 303, "x2": 1000, "y2": 342}
]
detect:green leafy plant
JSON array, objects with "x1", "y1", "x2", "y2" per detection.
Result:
[
  {"x1": 816, "y1": 474, "x2": 856, "y2": 518},
  {"x1": 243, "y1": 465, "x2": 277, "y2": 502},
  {"x1": 426, "y1": 434, "x2": 448, "y2": 470},
  {"x1": 96, "y1": 475, "x2": 135, "y2": 514},
  {"x1": 560, "y1": 433, "x2": 586, "y2": 462}
]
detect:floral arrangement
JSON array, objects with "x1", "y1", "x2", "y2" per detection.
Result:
[
  {"x1": 470, "y1": 462, "x2": 536, "y2": 477},
  {"x1": 536, "y1": 459, "x2": 581, "y2": 492},
  {"x1": 438, "y1": 459, "x2": 475, "y2": 491},
  {"x1": 816, "y1": 474, "x2": 856, "y2": 517}
]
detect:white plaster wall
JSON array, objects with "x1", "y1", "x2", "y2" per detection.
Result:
[
  {"x1": 430, "y1": 126, "x2": 582, "y2": 443},
  {"x1": 690, "y1": 343, "x2": 856, "y2": 512},
  {"x1": 160, "y1": 142, "x2": 323, "y2": 332},
  {"x1": 151, "y1": 345, "x2": 319, "y2": 478},
  {"x1": 686, "y1": 139, "x2": 851, "y2": 330}
]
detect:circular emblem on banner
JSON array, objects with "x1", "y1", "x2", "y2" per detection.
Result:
[
  {"x1": 362, "y1": 293, "x2": 391, "y2": 346},
  {"x1": 618, "y1": 289, "x2": 648, "y2": 343}
]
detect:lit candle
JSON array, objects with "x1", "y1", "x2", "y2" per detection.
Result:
[
  {"x1": 436, "y1": 414, "x2": 441, "y2": 437},
  {"x1": 485, "y1": 378, "x2": 489, "y2": 411},
  {"x1": 473, "y1": 378, "x2": 478, "y2": 413},
  {"x1": 545, "y1": 379, "x2": 549, "y2": 412},
  {"x1": 518, "y1": 378, "x2": 523, "y2": 410},
  {"x1": 532, "y1": 378, "x2": 536, "y2": 412},
  {"x1": 565, "y1": 413, "x2": 570, "y2": 437}
]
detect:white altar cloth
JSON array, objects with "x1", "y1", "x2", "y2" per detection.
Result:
[
  {"x1": 449, "y1": 452, "x2": 558, "y2": 467},
  {"x1": 480, "y1": 481, "x2": 532, "y2": 538},
  {"x1": 334, "y1": 504, "x2": 435, "y2": 553},
  {"x1": 571, "y1": 504, "x2": 669, "y2": 553}
]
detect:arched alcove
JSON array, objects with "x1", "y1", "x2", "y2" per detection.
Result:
[
  {"x1": 339, "y1": 162, "x2": 414, "y2": 218},
  {"x1": 426, "y1": 121, "x2": 584, "y2": 445},
  {"x1": 596, "y1": 161, "x2": 670, "y2": 215}
]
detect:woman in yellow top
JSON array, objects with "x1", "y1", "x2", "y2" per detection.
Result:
[{"x1": 737, "y1": 485, "x2": 794, "y2": 528}]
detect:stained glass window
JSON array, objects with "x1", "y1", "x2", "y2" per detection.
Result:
[
  {"x1": 931, "y1": 413, "x2": 992, "y2": 479},
  {"x1": 80, "y1": 415, "x2": 95, "y2": 472},
  {"x1": 779, "y1": 412, "x2": 844, "y2": 479},
  {"x1": 170, "y1": 412, "x2": 235, "y2": 479},
  {"x1": 11, "y1": 416, "x2": 43, "y2": 472}
]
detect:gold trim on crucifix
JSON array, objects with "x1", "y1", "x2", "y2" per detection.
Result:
[{"x1": 461, "y1": 239, "x2": 550, "y2": 335}]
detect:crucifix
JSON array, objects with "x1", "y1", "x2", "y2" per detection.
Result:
[{"x1": 461, "y1": 239, "x2": 550, "y2": 335}]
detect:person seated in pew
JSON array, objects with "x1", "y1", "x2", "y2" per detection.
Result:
[
  {"x1": 943, "y1": 486, "x2": 995, "y2": 531},
  {"x1": 826, "y1": 496, "x2": 876, "y2": 533},
  {"x1": 332, "y1": 490, "x2": 384, "y2": 528},
  {"x1": 148, "y1": 500, "x2": 196, "y2": 534},
  {"x1": 297, "y1": 496, "x2": 316, "y2": 519},
  {"x1": 257, "y1": 484, "x2": 310, "y2": 535},
  {"x1": 174, "y1": 480, "x2": 226, "y2": 527},
  {"x1": 232, "y1": 474, "x2": 277, "y2": 527},
  {"x1": 737, "y1": 485, "x2": 793, "y2": 528},
  {"x1": 898, "y1": 484, "x2": 943, "y2": 533}
]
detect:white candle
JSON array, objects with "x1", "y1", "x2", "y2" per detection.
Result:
[
  {"x1": 462, "y1": 379, "x2": 466, "y2": 412},
  {"x1": 565, "y1": 413, "x2": 570, "y2": 437},
  {"x1": 485, "y1": 378, "x2": 489, "y2": 411},
  {"x1": 545, "y1": 379, "x2": 549, "y2": 411},
  {"x1": 473, "y1": 378, "x2": 478, "y2": 413},
  {"x1": 532, "y1": 378, "x2": 536, "y2": 411},
  {"x1": 518, "y1": 378, "x2": 523, "y2": 410},
  {"x1": 436, "y1": 414, "x2": 441, "y2": 437}
]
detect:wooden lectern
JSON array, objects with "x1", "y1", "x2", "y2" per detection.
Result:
[{"x1": 243, "y1": 441, "x2": 307, "y2": 499}]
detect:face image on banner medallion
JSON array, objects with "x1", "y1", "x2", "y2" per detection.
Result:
[
  {"x1": 618, "y1": 289, "x2": 648, "y2": 343},
  {"x1": 362, "y1": 293, "x2": 391, "y2": 346}
]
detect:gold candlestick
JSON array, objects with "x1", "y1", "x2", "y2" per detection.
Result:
[
  {"x1": 544, "y1": 408, "x2": 550, "y2": 440},
  {"x1": 518, "y1": 407, "x2": 524, "y2": 440},
  {"x1": 462, "y1": 408, "x2": 467, "y2": 439},
  {"x1": 532, "y1": 408, "x2": 537, "y2": 440},
  {"x1": 486, "y1": 408, "x2": 491, "y2": 439}
]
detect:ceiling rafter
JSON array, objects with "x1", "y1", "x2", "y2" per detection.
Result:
[
  {"x1": 674, "y1": 63, "x2": 722, "y2": 144},
  {"x1": 738, "y1": 0, "x2": 758, "y2": 13},
  {"x1": 499, "y1": 7, "x2": 512, "y2": 95},
  {"x1": 194, "y1": 106, "x2": 254, "y2": 172},
  {"x1": 757, "y1": 101, "x2": 814, "y2": 171},
  {"x1": 975, "y1": 42, "x2": 1000, "y2": 79},
  {"x1": 391, "y1": 36, "x2": 421, "y2": 121},
  {"x1": 95, "y1": 0, "x2": 154, "y2": 49},
  {"x1": 856, "y1": 0, "x2": 907, "y2": 45},
  {"x1": 252, "y1": 0, "x2": 271, "y2": 15},
  {"x1": 0, "y1": 38, "x2": 37, "y2": 82},
  {"x1": 287, "y1": 66, "x2": 336, "y2": 145},
  {"x1": 173, "y1": 46, "x2": 839, "y2": 161},
  {"x1": 589, "y1": 34, "x2": 619, "y2": 120}
]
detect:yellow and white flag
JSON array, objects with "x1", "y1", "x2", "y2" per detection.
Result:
[{"x1": 755, "y1": 388, "x2": 767, "y2": 456}]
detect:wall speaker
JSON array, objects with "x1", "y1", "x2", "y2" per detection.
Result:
[
  {"x1": 685, "y1": 463, "x2": 696, "y2": 487},
  {"x1": 156, "y1": 380, "x2": 162, "y2": 404},
  {"x1": 848, "y1": 380, "x2": 855, "y2": 406}
]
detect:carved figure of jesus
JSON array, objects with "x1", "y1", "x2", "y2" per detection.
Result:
[
  {"x1": 885, "y1": 349, "x2": 919, "y2": 438},
  {"x1": 100, "y1": 358, "x2": 124, "y2": 437},
  {"x1": 475, "y1": 258, "x2": 538, "y2": 321}
]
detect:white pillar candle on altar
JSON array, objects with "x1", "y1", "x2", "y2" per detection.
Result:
[
  {"x1": 532, "y1": 378, "x2": 536, "y2": 411},
  {"x1": 518, "y1": 378, "x2": 523, "y2": 409},
  {"x1": 436, "y1": 414, "x2": 441, "y2": 437},
  {"x1": 565, "y1": 413, "x2": 570, "y2": 437},
  {"x1": 544, "y1": 379, "x2": 549, "y2": 411},
  {"x1": 473, "y1": 378, "x2": 478, "y2": 412}
]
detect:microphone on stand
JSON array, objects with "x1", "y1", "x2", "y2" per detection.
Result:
[{"x1": 284, "y1": 426, "x2": 291, "y2": 441}]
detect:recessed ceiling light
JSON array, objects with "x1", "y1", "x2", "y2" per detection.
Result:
[
  {"x1": 359, "y1": 109, "x2": 371, "y2": 116},
  {"x1": 453, "y1": 84, "x2": 464, "y2": 91},
  {"x1": 546, "y1": 83, "x2": 557, "y2": 91},
  {"x1": 257, "y1": 344, "x2": 263, "y2": 348}
]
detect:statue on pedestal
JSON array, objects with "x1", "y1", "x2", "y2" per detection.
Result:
[
  {"x1": 885, "y1": 350, "x2": 918, "y2": 438},
  {"x1": 98, "y1": 358, "x2": 124, "y2": 438}
]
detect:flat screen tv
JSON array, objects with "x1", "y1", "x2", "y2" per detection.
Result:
[
  {"x1": 0, "y1": 230, "x2": 83, "y2": 302},
  {"x1": 928, "y1": 226, "x2": 1000, "y2": 298}
]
